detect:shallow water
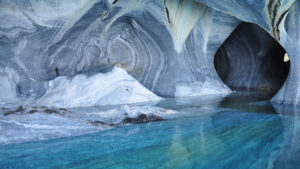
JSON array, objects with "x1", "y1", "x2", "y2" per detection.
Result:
[{"x1": 1, "y1": 92, "x2": 300, "y2": 169}]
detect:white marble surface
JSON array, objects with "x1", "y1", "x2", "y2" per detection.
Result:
[
  {"x1": 0, "y1": 104, "x2": 176, "y2": 144},
  {"x1": 37, "y1": 66, "x2": 162, "y2": 108}
]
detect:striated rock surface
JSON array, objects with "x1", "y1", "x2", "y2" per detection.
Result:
[
  {"x1": 194, "y1": 0, "x2": 300, "y2": 105},
  {"x1": 0, "y1": 0, "x2": 238, "y2": 106},
  {"x1": 0, "y1": 105, "x2": 175, "y2": 144},
  {"x1": 271, "y1": 2, "x2": 300, "y2": 105},
  {"x1": 0, "y1": 0, "x2": 299, "y2": 105}
]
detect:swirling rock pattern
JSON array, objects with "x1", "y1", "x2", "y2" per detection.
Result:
[
  {"x1": 0, "y1": 0, "x2": 300, "y2": 106},
  {"x1": 272, "y1": 2, "x2": 300, "y2": 104},
  {"x1": 195, "y1": 0, "x2": 300, "y2": 105}
]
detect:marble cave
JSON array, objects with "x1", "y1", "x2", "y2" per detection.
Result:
[{"x1": 0, "y1": 0, "x2": 300, "y2": 168}]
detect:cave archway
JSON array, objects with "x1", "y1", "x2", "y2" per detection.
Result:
[{"x1": 214, "y1": 22, "x2": 290, "y2": 97}]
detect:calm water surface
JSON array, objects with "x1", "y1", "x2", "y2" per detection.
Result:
[{"x1": 1, "y1": 92, "x2": 300, "y2": 169}]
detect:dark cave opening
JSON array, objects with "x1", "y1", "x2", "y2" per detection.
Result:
[{"x1": 214, "y1": 22, "x2": 290, "y2": 97}]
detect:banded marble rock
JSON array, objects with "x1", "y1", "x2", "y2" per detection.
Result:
[{"x1": 0, "y1": 0, "x2": 299, "y2": 107}]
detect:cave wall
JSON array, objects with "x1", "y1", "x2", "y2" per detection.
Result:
[
  {"x1": 0, "y1": 0, "x2": 300, "y2": 106},
  {"x1": 214, "y1": 23, "x2": 289, "y2": 94},
  {"x1": 195, "y1": 0, "x2": 300, "y2": 105},
  {"x1": 195, "y1": 0, "x2": 295, "y2": 40},
  {"x1": 0, "y1": 0, "x2": 239, "y2": 106},
  {"x1": 272, "y1": 2, "x2": 300, "y2": 104}
]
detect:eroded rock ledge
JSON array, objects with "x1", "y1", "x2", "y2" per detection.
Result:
[{"x1": 0, "y1": 105, "x2": 175, "y2": 144}]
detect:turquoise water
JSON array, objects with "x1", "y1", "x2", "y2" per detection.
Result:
[{"x1": 1, "y1": 93, "x2": 300, "y2": 169}]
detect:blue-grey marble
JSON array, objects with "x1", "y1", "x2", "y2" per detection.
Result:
[{"x1": 0, "y1": 0, "x2": 300, "y2": 106}]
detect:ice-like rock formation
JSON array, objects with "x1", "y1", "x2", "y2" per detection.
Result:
[
  {"x1": 0, "y1": 105, "x2": 175, "y2": 144},
  {"x1": 0, "y1": 0, "x2": 300, "y2": 105},
  {"x1": 37, "y1": 66, "x2": 162, "y2": 108}
]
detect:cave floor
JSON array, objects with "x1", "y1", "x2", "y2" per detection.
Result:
[{"x1": 0, "y1": 92, "x2": 299, "y2": 169}]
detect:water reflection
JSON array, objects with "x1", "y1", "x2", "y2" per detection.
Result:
[
  {"x1": 0, "y1": 93, "x2": 300, "y2": 169},
  {"x1": 167, "y1": 125, "x2": 191, "y2": 168},
  {"x1": 272, "y1": 104, "x2": 300, "y2": 169}
]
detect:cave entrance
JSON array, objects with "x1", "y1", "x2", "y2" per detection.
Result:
[{"x1": 214, "y1": 22, "x2": 290, "y2": 97}]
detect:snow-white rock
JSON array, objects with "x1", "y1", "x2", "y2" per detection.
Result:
[
  {"x1": 0, "y1": 105, "x2": 176, "y2": 144},
  {"x1": 37, "y1": 67, "x2": 162, "y2": 108}
]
